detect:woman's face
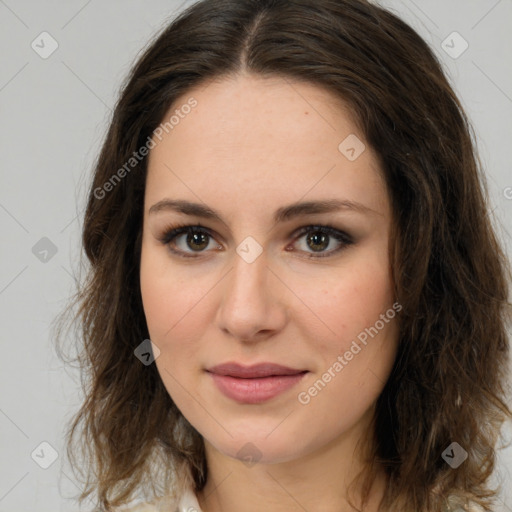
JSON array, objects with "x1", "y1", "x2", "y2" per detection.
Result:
[{"x1": 140, "y1": 73, "x2": 399, "y2": 465}]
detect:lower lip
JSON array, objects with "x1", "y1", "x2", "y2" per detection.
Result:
[{"x1": 207, "y1": 371, "x2": 308, "y2": 404}]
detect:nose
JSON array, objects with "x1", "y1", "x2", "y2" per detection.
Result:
[{"x1": 215, "y1": 247, "x2": 287, "y2": 343}]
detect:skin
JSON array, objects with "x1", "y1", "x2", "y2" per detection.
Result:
[{"x1": 140, "y1": 72, "x2": 400, "y2": 512}]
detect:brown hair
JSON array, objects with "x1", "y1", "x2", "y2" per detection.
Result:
[{"x1": 54, "y1": 0, "x2": 512, "y2": 510}]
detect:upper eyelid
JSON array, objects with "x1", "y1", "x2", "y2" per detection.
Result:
[{"x1": 160, "y1": 223, "x2": 349, "y2": 241}]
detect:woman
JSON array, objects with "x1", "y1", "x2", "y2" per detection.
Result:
[{"x1": 55, "y1": 0, "x2": 512, "y2": 511}]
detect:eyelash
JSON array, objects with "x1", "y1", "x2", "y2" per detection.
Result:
[{"x1": 157, "y1": 223, "x2": 354, "y2": 259}]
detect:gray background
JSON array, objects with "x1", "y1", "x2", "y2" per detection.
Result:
[{"x1": 0, "y1": 0, "x2": 511, "y2": 511}]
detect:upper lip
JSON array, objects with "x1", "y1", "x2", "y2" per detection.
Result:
[{"x1": 206, "y1": 362, "x2": 307, "y2": 378}]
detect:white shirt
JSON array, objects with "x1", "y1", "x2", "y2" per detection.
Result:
[
  {"x1": 118, "y1": 482, "x2": 482, "y2": 512},
  {"x1": 176, "y1": 486, "x2": 204, "y2": 512},
  {"x1": 116, "y1": 483, "x2": 204, "y2": 512}
]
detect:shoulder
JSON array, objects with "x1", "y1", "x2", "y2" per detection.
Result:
[
  {"x1": 113, "y1": 504, "x2": 158, "y2": 512},
  {"x1": 113, "y1": 494, "x2": 180, "y2": 512},
  {"x1": 443, "y1": 495, "x2": 486, "y2": 512}
]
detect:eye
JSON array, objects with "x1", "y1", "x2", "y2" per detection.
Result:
[
  {"x1": 157, "y1": 223, "x2": 353, "y2": 259},
  {"x1": 290, "y1": 225, "x2": 354, "y2": 258},
  {"x1": 158, "y1": 223, "x2": 221, "y2": 258}
]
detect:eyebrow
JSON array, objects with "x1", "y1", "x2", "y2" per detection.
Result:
[{"x1": 148, "y1": 198, "x2": 381, "y2": 223}]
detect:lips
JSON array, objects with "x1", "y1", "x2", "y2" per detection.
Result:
[
  {"x1": 206, "y1": 362, "x2": 308, "y2": 404},
  {"x1": 206, "y1": 362, "x2": 306, "y2": 378}
]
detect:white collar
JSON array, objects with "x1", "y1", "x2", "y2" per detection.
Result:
[{"x1": 177, "y1": 486, "x2": 204, "y2": 512}]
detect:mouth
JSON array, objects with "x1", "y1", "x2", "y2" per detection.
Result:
[
  {"x1": 206, "y1": 362, "x2": 309, "y2": 404},
  {"x1": 206, "y1": 362, "x2": 307, "y2": 378}
]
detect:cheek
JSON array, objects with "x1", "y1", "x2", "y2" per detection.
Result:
[
  {"x1": 140, "y1": 253, "x2": 208, "y2": 409},
  {"x1": 140, "y1": 247, "x2": 200, "y2": 367},
  {"x1": 293, "y1": 255, "x2": 395, "y2": 354},
  {"x1": 294, "y1": 269, "x2": 398, "y2": 441},
  {"x1": 140, "y1": 243, "x2": 203, "y2": 336},
  {"x1": 140, "y1": 245, "x2": 233, "y2": 402}
]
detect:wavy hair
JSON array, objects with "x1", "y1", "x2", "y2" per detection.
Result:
[{"x1": 54, "y1": 0, "x2": 512, "y2": 510}]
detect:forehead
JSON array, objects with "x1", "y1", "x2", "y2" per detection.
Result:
[
  {"x1": 145, "y1": 73, "x2": 389, "y2": 222},
  {"x1": 153, "y1": 72, "x2": 361, "y2": 156}
]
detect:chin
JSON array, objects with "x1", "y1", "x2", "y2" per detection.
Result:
[{"x1": 204, "y1": 426, "x2": 313, "y2": 466}]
